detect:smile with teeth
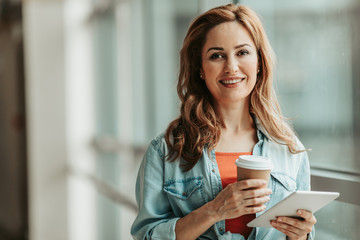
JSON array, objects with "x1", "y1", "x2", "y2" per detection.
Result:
[{"x1": 220, "y1": 78, "x2": 245, "y2": 84}]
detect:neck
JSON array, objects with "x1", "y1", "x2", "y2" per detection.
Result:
[{"x1": 214, "y1": 99, "x2": 254, "y2": 133}]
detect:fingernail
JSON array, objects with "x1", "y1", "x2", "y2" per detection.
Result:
[{"x1": 298, "y1": 210, "x2": 302, "y2": 214}]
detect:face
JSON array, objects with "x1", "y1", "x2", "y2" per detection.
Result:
[{"x1": 201, "y1": 21, "x2": 258, "y2": 106}]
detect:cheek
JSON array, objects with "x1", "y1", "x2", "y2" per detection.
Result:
[
  {"x1": 202, "y1": 62, "x2": 221, "y2": 78},
  {"x1": 246, "y1": 58, "x2": 259, "y2": 72},
  {"x1": 244, "y1": 64, "x2": 258, "y2": 79},
  {"x1": 204, "y1": 68, "x2": 216, "y2": 78}
]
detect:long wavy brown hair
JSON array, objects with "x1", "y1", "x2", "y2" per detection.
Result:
[{"x1": 165, "y1": 4, "x2": 303, "y2": 171}]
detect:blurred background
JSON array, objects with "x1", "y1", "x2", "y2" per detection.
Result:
[{"x1": 1, "y1": 0, "x2": 360, "y2": 239}]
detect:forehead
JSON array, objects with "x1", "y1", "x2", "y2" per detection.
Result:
[{"x1": 203, "y1": 21, "x2": 255, "y2": 50}]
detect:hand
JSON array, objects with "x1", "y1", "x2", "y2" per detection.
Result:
[
  {"x1": 271, "y1": 209, "x2": 316, "y2": 240},
  {"x1": 207, "y1": 179, "x2": 272, "y2": 221}
]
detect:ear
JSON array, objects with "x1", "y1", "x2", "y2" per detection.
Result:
[
  {"x1": 257, "y1": 62, "x2": 261, "y2": 75},
  {"x1": 200, "y1": 68, "x2": 205, "y2": 79}
]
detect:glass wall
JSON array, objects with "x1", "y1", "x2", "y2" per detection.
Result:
[
  {"x1": 240, "y1": 1, "x2": 360, "y2": 238},
  {"x1": 241, "y1": 0, "x2": 360, "y2": 173},
  {"x1": 90, "y1": 0, "x2": 360, "y2": 239}
]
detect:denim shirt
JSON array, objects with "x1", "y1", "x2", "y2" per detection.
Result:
[{"x1": 131, "y1": 119, "x2": 315, "y2": 240}]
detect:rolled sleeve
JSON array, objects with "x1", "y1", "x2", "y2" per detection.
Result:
[
  {"x1": 131, "y1": 140, "x2": 179, "y2": 240},
  {"x1": 149, "y1": 218, "x2": 180, "y2": 240}
]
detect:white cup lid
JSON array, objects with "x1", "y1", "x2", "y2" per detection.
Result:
[{"x1": 235, "y1": 155, "x2": 273, "y2": 170}]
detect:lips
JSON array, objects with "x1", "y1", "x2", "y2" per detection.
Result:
[{"x1": 219, "y1": 77, "x2": 245, "y2": 86}]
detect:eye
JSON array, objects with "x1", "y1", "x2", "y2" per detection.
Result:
[
  {"x1": 237, "y1": 49, "x2": 250, "y2": 56},
  {"x1": 210, "y1": 53, "x2": 224, "y2": 59}
]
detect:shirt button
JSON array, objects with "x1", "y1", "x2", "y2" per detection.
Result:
[
  {"x1": 212, "y1": 169, "x2": 216, "y2": 173},
  {"x1": 182, "y1": 192, "x2": 186, "y2": 197},
  {"x1": 219, "y1": 227, "x2": 224, "y2": 233}
]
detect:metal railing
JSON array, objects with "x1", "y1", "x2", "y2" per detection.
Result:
[
  {"x1": 311, "y1": 166, "x2": 360, "y2": 205},
  {"x1": 68, "y1": 166, "x2": 138, "y2": 212}
]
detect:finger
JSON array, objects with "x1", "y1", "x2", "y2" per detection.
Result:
[
  {"x1": 297, "y1": 210, "x2": 317, "y2": 224},
  {"x1": 242, "y1": 187, "x2": 272, "y2": 200},
  {"x1": 243, "y1": 203, "x2": 267, "y2": 214},
  {"x1": 236, "y1": 179, "x2": 268, "y2": 190},
  {"x1": 271, "y1": 221, "x2": 300, "y2": 239},
  {"x1": 276, "y1": 217, "x2": 305, "y2": 231},
  {"x1": 242, "y1": 195, "x2": 270, "y2": 207},
  {"x1": 276, "y1": 216, "x2": 313, "y2": 235}
]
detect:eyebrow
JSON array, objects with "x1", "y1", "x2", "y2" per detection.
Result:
[{"x1": 206, "y1": 44, "x2": 252, "y2": 53}]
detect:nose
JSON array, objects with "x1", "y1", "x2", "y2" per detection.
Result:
[{"x1": 224, "y1": 56, "x2": 239, "y2": 74}]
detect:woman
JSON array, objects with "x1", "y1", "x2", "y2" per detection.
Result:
[{"x1": 131, "y1": 4, "x2": 316, "y2": 240}]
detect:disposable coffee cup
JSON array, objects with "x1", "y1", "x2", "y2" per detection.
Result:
[{"x1": 235, "y1": 155, "x2": 273, "y2": 185}]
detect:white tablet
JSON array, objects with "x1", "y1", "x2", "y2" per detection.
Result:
[{"x1": 247, "y1": 190, "x2": 340, "y2": 228}]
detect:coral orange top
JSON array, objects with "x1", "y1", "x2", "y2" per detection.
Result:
[{"x1": 215, "y1": 152, "x2": 255, "y2": 238}]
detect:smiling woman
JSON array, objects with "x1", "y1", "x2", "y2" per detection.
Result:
[{"x1": 131, "y1": 4, "x2": 316, "y2": 240}]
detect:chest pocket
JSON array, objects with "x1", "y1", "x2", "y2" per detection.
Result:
[
  {"x1": 164, "y1": 176, "x2": 206, "y2": 214},
  {"x1": 267, "y1": 172, "x2": 297, "y2": 208}
]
